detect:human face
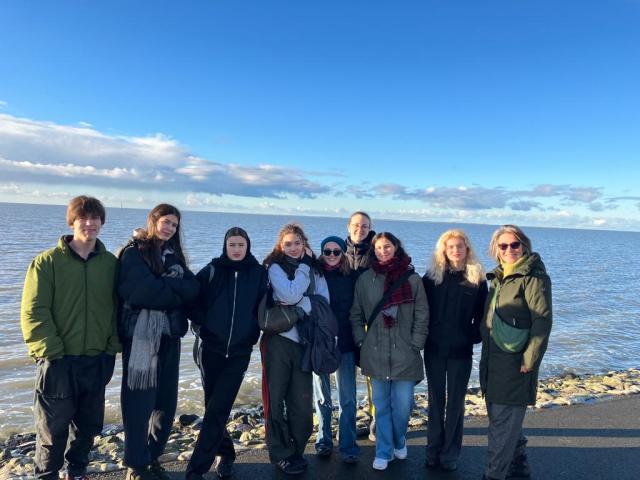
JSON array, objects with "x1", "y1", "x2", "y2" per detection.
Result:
[
  {"x1": 374, "y1": 237, "x2": 396, "y2": 263},
  {"x1": 445, "y1": 237, "x2": 467, "y2": 270},
  {"x1": 226, "y1": 235, "x2": 248, "y2": 261},
  {"x1": 322, "y1": 241, "x2": 342, "y2": 267},
  {"x1": 281, "y1": 233, "x2": 304, "y2": 259},
  {"x1": 155, "y1": 214, "x2": 179, "y2": 242},
  {"x1": 71, "y1": 215, "x2": 102, "y2": 243},
  {"x1": 497, "y1": 232, "x2": 523, "y2": 264},
  {"x1": 348, "y1": 214, "x2": 371, "y2": 244}
]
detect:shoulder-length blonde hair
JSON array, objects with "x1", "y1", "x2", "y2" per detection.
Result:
[
  {"x1": 426, "y1": 229, "x2": 484, "y2": 285},
  {"x1": 488, "y1": 224, "x2": 532, "y2": 262}
]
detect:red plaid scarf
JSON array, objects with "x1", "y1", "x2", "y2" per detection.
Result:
[{"x1": 371, "y1": 254, "x2": 414, "y2": 327}]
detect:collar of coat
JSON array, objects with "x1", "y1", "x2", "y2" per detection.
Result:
[{"x1": 486, "y1": 252, "x2": 546, "y2": 282}]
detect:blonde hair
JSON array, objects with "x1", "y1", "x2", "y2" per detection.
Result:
[
  {"x1": 426, "y1": 229, "x2": 484, "y2": 285},
  {"x1": 488, "y1": 224, "x2": 532, "y2": 262}
]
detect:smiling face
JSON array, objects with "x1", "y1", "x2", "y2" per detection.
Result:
[
  {"x1": 348, "y1": 213, "x2": 371, "y2": 244},
  {"x1": 226, "y1": 235, "x2": 248, "y2": 261},
  {"x1": 322, "y1": 241, "x2": 342, "y2": 267},
  {"x1": 154, "y1": 214, "x2": 179, "y2": 242},
  {"x1": 281, "y1": 233, "x2": 304, "y2": 259},
  {"x1": 71, "y1": 215, "x2": 102, "y2": 243},
  {"x1": 445, "y1": 236, "x2": 467, "y2": 270},
  {"x1": 497, "y1": 232, "x2": 524, "y2": 264},
  {"x1": 374, "y1": 237, "x2": 396, "y2": 263}
]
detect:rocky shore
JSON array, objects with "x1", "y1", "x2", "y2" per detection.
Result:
[{"x1": 2, "y1": 367, "x2": 639, "y2": 479}]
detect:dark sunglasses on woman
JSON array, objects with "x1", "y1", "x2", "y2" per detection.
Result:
[
  {"x1": 323, "y1": 248, "x2": 342, "y2": 256},
  {"x1": 498, "y1": 241, "x2": 521, "y2": 251}
]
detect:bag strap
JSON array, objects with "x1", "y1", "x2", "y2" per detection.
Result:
[{"x1": 366, "y1": 269, "x2": 414, "y2": 329}]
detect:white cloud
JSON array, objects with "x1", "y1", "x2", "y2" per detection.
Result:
[{"x1": 0, "y1": 113, "x2": 329, "y2": 198}]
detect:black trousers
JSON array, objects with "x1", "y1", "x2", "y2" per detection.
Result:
[
  {"x1": 34, "y1": 353, "x2": 115, "y2": 480},
  {"x1": 424, "y1": 352, "x2": 472, "y2": 465},
  {"x1": 263, "y1": 334, "x2": 313, "y2": 463},
  {"x1": 121, "y1": 336, "x2": 181, "y2": 469},
  {"x1": 186, "y1": 344, "x2": 251, "y2": 476}
]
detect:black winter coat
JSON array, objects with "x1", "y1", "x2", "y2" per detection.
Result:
[
  {"x1": 191, "y1": 260, "x2": 268, "y2": 357},
  {"x1": 324, "y1": 269, "x2": 357, "y2": 353},
  {"x1": 422, "y1": 270, "x2": 488, "y2": 358},
  {"x1": 117, "y1": 244, "x2": 199, "y2": 339}
]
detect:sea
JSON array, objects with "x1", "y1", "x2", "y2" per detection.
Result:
[{"x1": 1, "y1": 202, "x2": 639, "y2": 440}]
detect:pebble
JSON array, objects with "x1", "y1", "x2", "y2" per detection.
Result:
[{"x1": 1, "y1": 367, "x2": 638, "y2": 479}]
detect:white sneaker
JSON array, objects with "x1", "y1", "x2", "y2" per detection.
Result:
[
  {"x1": 372, "y1": 457, "x2": 389, "y2": 470},
  {"x1": 393, "y1": 444, "x2": 408, "y2": 460}
]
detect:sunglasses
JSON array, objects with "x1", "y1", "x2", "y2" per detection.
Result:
[
  {"x1": 498, "y1": 241, "x2": 522, "y2": 251},
  {"x1": 323, "y1": 248, "x2": 342, "y2": 256}
]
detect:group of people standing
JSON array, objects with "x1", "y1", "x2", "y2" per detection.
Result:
[{"x1": 20, "y1": 196, "x2": 552, "y2": 480}]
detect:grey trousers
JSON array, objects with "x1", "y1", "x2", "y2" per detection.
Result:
[
  {"x1": 424, "y1": 353, "x2": 472, "y2": 465},
  {"x1": 485, "y1": 401, "x2": 528, "y2": 480}
]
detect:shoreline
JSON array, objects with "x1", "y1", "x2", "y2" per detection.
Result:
[{"x1": 2, "y1": 367, "x2": 639, "y2": 478}]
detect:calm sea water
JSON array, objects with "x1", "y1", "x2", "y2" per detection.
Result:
[{"x1": 1, "y1": 202, "x2": 639, "y2": 439}]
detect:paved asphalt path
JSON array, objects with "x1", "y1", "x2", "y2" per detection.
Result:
[{"x1": 91, "y1": 396, "x2": 640, "y2": 480}]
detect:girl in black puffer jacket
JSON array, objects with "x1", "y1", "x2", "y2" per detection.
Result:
[
  {"x1": 186, "y1": 227, "x2": 267, "y2": 480},
  {"x1": 118, "y1": 204, "x2": 199, "y2": 480}
]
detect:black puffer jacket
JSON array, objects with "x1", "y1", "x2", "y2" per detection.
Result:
[
  {"x1": 324, "y1": 268, "x2": 357, "y2": 353},
  {"x1": 423, "y1": 270, "x2": 488, "y2": 358},
  {"x1": 117, "y1": 243, "x2": 199, "y2": 339},
  {"x1": 191, "y1": 255, "x2": 268, "y2": 357}
]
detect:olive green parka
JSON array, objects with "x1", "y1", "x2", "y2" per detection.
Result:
[
  {"x1": 21, "y1": 236, "x2": 121, "y2": 360},
  {"x1": 350, "y1": 269, "x2": 429, "y2": 382},
  {"x1": 479, "y1": 252, "x2": 552, "y2": 405}
]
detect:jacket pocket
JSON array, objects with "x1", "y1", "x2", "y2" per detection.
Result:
[{"x1": 35, "y1": 358, "x2": 72, "y2": 399}]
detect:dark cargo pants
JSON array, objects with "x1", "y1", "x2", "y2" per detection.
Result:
[
  {"x1": 34, "y1": 353, "x2": 115, "y2": 480},
  {"x1": 263, "y1": 334, "x2": 313, "y2": 463}
]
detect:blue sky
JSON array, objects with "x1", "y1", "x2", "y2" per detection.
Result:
[{"x1": 1, "y1": 0, "x2": 639, "y2": 230}]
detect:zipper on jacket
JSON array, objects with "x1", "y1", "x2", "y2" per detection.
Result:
[
  {"x1": 225, "y1": 271, "x2": 239, "y2": 358},
  {"x1": 83, "y1": 262, "x2": 88, "y2": 352}
]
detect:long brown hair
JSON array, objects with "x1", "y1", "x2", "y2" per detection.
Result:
[{"x1": 137, "y1": 204, "x2": 188, "y2": 275}]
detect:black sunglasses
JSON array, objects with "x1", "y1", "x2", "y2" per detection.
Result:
[
  {"x1": 323, "y1": 248, "x2": 342, "y2": 256},
  {"x1": 498, "y1": 241, "x2": 521, "y2": 251}
]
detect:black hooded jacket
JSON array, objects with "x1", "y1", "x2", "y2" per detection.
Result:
[{"x1": 190, "y1": 249, "x2": 268, "y2": 358}]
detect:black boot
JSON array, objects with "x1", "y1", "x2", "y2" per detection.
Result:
[{"x1": 506, "y1": 453, "x2": 531, "y2": 480}]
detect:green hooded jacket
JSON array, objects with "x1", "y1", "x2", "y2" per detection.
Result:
[
  {"x1": 350, "y1": 269, "x2": 429, "y2": 382},
  {"x1": 479, "y1": 252, "x2": 552, "y2": 405},
  {"x1": 20, "y1": 236, "x2": 121, "y2": 360}
]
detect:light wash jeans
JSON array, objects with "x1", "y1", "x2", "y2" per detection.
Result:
[
  {"x1": 370, "y1": 378, "x2": 415, "y2": 461},
  {"x1": 312, "y1": 351, "x2": 360, "y2": 457}
]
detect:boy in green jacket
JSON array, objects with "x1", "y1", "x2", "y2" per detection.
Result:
[{"x1": 21, "y1": 195, "x2": 120, "y2": 480}]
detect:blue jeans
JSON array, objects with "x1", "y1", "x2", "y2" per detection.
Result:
[
  {"x1": 312, "y1": 351, "x2": 360, "y2": 457},
  {"x1": 370, "y1": 378, "x2": 415, "y2": 461}
]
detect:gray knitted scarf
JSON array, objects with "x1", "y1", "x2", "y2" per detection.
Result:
[{"x1": 127, "y1": 251, "x2": 183, "y2": 390}]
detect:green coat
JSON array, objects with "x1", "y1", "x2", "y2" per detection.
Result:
[
  {"x1": 21, "y1": 236, "x2": 121, "y2": 360},
  {"x1": 350, "y1": 269, "x2": 429, "y2": 382},
  {"x1": 479, "y1": 253, "x2": 552, "y2": 405}
]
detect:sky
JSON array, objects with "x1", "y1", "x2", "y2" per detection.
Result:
[{"x1": 1, "y1": 1, "x2": 639, "y2": 231}]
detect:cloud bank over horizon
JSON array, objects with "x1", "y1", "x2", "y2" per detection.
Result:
[{"x1": 0, "y1": 113, "x2": 638, "y2": 230}]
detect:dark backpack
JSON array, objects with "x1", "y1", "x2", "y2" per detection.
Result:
[{"x1": 307, "y1": 294, "x2": 341, "y2": 374}]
